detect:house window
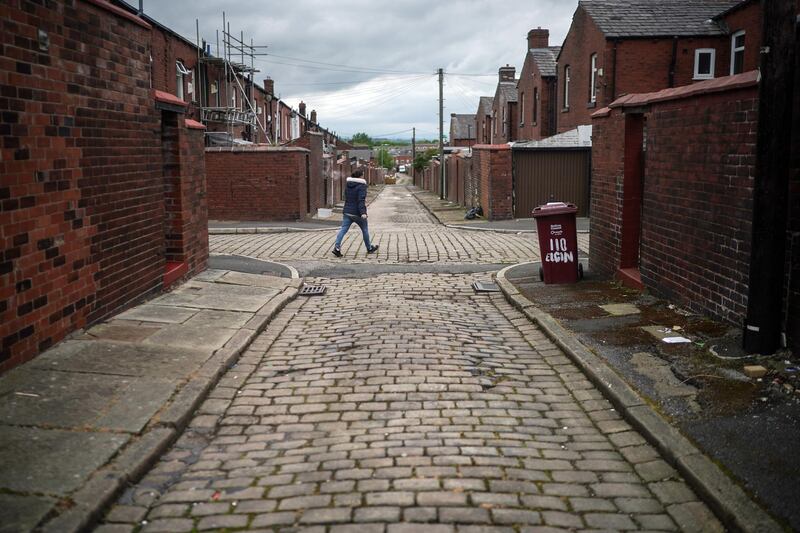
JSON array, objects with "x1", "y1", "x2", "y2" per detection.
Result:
[
  {"x1": 563, "y1": 65, "x2": 570, "y2": 109},
  {"x1": 211, "y1": 80, "x2": 219, "y2": 106},
  {"x1": 533, "y1": 87, "x2": 538, "y2": 124},
  {"x1": 176, "y1": 60, "x2": 190, "y2": 100},
  {"x1": 519, "y1": 92, "x2": 525, "y2": 126},
  {"x1": 693, "y1": 48, "x2": 716, "y2": 80},
  {"x1": 730, "y1": 30, "x2": 745, "y2": 75},
  {"x1": 188, "y1": 69, "x2": 195, "y2": 102},
  {"x1": 589, "y1": 54, "x2": 597, "y2": 103}
]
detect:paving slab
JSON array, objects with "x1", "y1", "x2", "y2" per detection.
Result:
[
  {"x1": 0, "y1": 493, "x2": 57, "y2": 533},
  {"x1": 143, "y1": 323, "x2": 238, "y2": 351},
  {"x1": 183, "y1": 309, "x2": 252, "y2": 329},
  {"x1": 28, "y1": 340, "x2": 205, "y2": 378},
  {"x1": 601, "y1": 303, "x2": 641, "y2": 316},
  {"x1": 0, "y1": 426, "x2": 128, "y2": 494},
  {"x1": 217, "y1": 271, "x2": 301, "y2": 290},
  {"x1": 0, "y1": 368, "x2": 177, "y2": 432},
  {"x1": 116, "y1": 305, "x2": 199, "y2": 324}
]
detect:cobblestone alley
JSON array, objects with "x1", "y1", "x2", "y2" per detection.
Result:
[{"x1": 99, "y1": 187, "x2": 722, "y2": 532}]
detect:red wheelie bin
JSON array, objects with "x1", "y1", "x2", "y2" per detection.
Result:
[{"x1": 532, "y1": 202, "x2": 583, "y2": 284}]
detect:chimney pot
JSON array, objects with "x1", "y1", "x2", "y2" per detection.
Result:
[{"x1": 299, "y1": 101, "x2": 306, "y2": 116}]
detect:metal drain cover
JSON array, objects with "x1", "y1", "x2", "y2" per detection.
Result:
[
  {"x1": 299, "y1": 285, "x2": 327, "y2": 296},
  {"x1": 473, "y1": 281, "x2": 500, "y2": 293}
]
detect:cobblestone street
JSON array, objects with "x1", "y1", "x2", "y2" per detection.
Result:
[
  {"x1": 100, "y1": 187, "x2": 721, "y2": 532},
  {"x1": 210, "y1": 187, "x2": 589, "y2": 264}
]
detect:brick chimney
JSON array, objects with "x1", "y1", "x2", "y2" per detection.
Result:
[
  {"x1": 527, "y1": 27, "x2": 549, "y2": 49},
  {"x1": 310, "y1": 110, "x2": 317, "y2": 123},
  {"x1": 299, "y1": 101, "x2": 306, "y2": 117},
  {"x1": 499, "y1": 65, "x2": 515, "y2": 82},
  {"x1": 263, "y1": 77, "x2": 274, "y2": 96}
]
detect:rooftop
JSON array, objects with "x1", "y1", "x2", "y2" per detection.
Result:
[
  {"x1": 529, "y1": 47, "x2": 561, "y2": 77},
  {"x1": 513, "y1": 125, "x2": 593, "y2": 149},
  {"x1": 579, "y1": 0, "x2": 741, "y2": 38},
  {"x1": 450, "y1": 114, "x2": 477, "y2": 139}
]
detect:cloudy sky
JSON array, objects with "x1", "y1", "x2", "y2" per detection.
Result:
[{"x1": 124, "y1": 0, "x2": 578, "y2": 140}]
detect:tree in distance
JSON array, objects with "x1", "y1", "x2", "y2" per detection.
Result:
[{"x1": 376, "y1": 147, "x2": 395, "y2": 170}]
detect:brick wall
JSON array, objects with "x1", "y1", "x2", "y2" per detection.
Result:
[
  {"x1": 206, "y1": 146, "x2": 310, "y2": 220},
  {"x1": 557, "y1": 3, "x2": 761, "y2": 133},
  {"x1": 588, "y1": 110, "x2": 626, "y2": 280},
  {"x1": 590, "y1": 75, "x2": 759, "y2": 325},
  {"x1": 474, "y1": 145, "x2": 512, "y2": 220},
  {"x1": 518, "y1": 57, "x2": 557, "y2": 141},
  {"x1": 556, "y1": 7, "x2": 608, "y2": 132},
  {"x1": 289, "y1": 131, "x2": 323, "y2": 213},
  {"x1": 0, "y1": 0, "x2": 208, "y2": 372}
]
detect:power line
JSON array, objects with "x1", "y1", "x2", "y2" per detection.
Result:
[{"x1": 263, "y1": 52, "x2": 430, "y2": 75}]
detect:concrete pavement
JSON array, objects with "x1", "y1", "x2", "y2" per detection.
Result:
[{"x1": 0, "y1": 270, "x2": 300, "y2": 533}]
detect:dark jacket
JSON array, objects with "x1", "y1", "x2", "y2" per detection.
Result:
[{"x1": 343, "y1": 177, "x2": 367, "y2": 216}]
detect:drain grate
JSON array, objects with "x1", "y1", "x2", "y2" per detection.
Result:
[
  {"x1": 472, "y1": 281, "x2": 500, "y2": 293},
  {"x1": 299, "y1": 285, "x2": 327, "y2": 296}
]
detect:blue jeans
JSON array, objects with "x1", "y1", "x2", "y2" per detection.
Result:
[{"x1": 335, "y1": 213, "x2": 372, "y2": 250}]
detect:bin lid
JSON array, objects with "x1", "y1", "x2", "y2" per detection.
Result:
[{"x1": 532, "y1": 202, "x2": 578, "y2": 218}]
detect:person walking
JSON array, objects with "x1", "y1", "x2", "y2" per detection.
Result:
[{"x1": 332, "y1": 169, "x2": 379, "y2": 257}]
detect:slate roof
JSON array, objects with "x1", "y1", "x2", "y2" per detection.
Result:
[
  {"x1": 478, "y1": 96, "x2": 494, "y2": 115},
  {"x1": 529, "y1": 47, "x2": 561, "y2": 77},
  {"x1": 513, "y1": 125, "x2": 593, "y2": 149},
  {"x1": 579, "y1": 0, "x2": 741, "y2": 38},
  {"x1": 450, "y1": 114, "x2": 476, "y2": 139},
  {"x1": 498, "y1": 82, "x2": 518, "y2": 103}
]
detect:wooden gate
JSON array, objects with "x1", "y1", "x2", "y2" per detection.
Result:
[{"x1": 512, "y1": 148, "x2": 591, "y2": 217}]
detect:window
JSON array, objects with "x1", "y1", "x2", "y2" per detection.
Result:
[
  {"x1": 533, "y1": 87, "x2": 538, "y2": 124},
  {"x1": 730, "y1": 30, "x2": 745, "y2": 75},
  {"x1": 211, "y1": 80, "x2": 219, "y2": 107},
  {"x1": 589, "y1": 54, "x2": 597, "y2": 103},
  {"x1": 175, "y1": 60, "x2": 190, "y2": 100},
  {"x1": 693, "y1": 48, "x2": 716, "y2": 80},
  {"x1": 519, "y1": 92, "x2": 525, "y2": 126},
  {"x1": 188, "y1": 69, "x2": 195, "y2": 102},
  {"x1": 563, "y1": 65, "x2": 570, "y2": 109}
]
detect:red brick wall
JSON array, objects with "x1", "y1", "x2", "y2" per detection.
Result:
[
  {"x1": 474, "y1": 145, "x2": 513, "y2": 220},
  {"x1": 162, "y1": 120, "x2": 208, "y2": 276},
  {"x1": 518, "y1": 56, "x2": 557, "y2": 141},
  {"x1": 588, "y1": 110, "x2": 626, "y2": 279},
  {"x1": 720, "y1": 2, "x2": 763, "y2": 75},
  {"x1": 205, "y1": 147, "x2": 310, "y2": 220},
  {"x1": 557, "y1": 3, "x2": 761, "y2": 133},
  {"x1": 0, "y1": 1, "x2": 207, "y2": 372},
  {"x1": 557, "y1": 7, "x2": 608, "y2": 132},
  {"x1": 289, "y1": 131, "x2": 323, "y2": 214},
  {"x1": 590, "y1": 84, "x2": 758, "y2": 325}
]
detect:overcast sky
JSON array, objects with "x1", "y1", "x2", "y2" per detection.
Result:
[{"x1": 125, "y1": 0, "x2": 577, "y2": 139}]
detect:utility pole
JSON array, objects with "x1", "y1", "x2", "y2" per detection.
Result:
[
  {"x1": 412, "y1": 127, "x2": 416, "y2": 186},
  {"x1": 743, "y1": 0, "x2": 797, "y2": 353},
  {"x1": 438, "y1": 68, "x2": 444, "y2": 200}
]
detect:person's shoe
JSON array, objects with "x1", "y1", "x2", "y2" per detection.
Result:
[
  {"x1": 367, "y1": 244, "x2": 379, "y2": 254},
  {"x1": 331, "y1": 247, "x2": 342, "y2": 257}
]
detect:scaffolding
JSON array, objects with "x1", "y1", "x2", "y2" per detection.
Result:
[{"x1": 196, "y1": 12, "x2": 271, "y2": 143}]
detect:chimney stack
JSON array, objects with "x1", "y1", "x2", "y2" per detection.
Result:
[
  {"x1": 310, "y1": 110, "x2": 317, "y2": 123},
  {"x1": 299, "y1": 101, "x2": 306, "y2": 117},
  {"x1": 499, "y1": 65, "x2": 516, "y2": 82},
  {"x1": 527, "y1": 27, "x2": 549, "y2": 49},
  {"x1": 263, "y1": 77, "x2": 274, "y2": 96}
]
